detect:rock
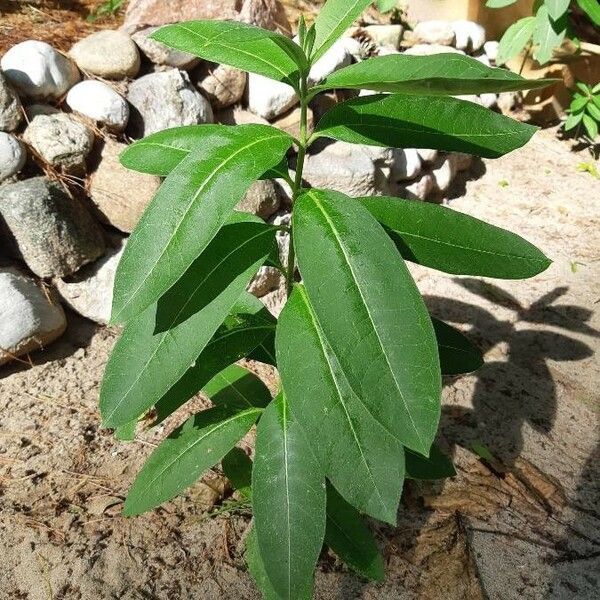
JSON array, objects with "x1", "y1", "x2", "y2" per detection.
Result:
[
  {"x1": 69, "y1": 31, "x2": 140, "y2": 80},
  {"x1": 215, "y1": 107, "x2": 270, "y2": 126},
  {"x1": 480, "y1": 92, "x2": 498, "y2": 109},
  {"x1": 25, "y1": 104, "x2": 59, "y2": 119},
  {"x1": 364, "y1": 24, "x2": 404, "y2": 49},
  {"x1": 89, "y1": 139, "x2": 161, "y2": 233},
  {"x1": 303, "y1": 142, "x2": 388, "y2": 197},
  {"x1": 195, "y1": 63, "x2": 247, "y2": 110},
  {"x1": 272, "y1": 105, "x2": 314, "y2": 139},
  {"x1": 484, "y1": 41, "x2": 499, "y2": 63},
  {"x1": 55, "y1": 238, "x2": 125, "y2": 324},
  {"x1": 404, "y1": 44, "x2": 465, "y2": 56},
  {"x1": 412, "y1": 21, "x2": 456, "y2": 46},
  {"x1": 0, "y1": 71, "x2": 23, "y2": 132},
  {"x1": 247, "y1": 266, "x2": 282, "y2": 297},
  {"x1": 451, "y1": 20, "x2": 486, "y2": 53},
  {"x1": 455, "y1": 94, "x2": 483, "y2": 106},
  {"x1": 23, "y1": 113, "x2": 94, "y2": 174},
  {"x1": 308, "y1": 38, "x2": 352, "y2": 84},
  {"x1": 66, "y1": 81, "x2": 129, "y2": 132},
  {"x1": 0, "y1": 267, "x2": 67, "y2": 366},
  {"x1": 454, "y1": 152, "x2": 473, "y2": 172},
  {"x1": 395, "y1": 172, "x2": 434, "y2": 201},
  {"x1": 237, "y1": 180, "x2": 282, "y2": 220},
  {"x1": 0, "y1": 41, "x2": 80, "y2": 100},
  {"x1": 132, "y1": 27, "x2": 200, "y2": 70},
  {"x1": 498, "y1": 91, "x2": 521, "y2": 114},
  {"x1": 127, "y1": 69, "x2": 214, "y2": 137},
  {"x1": 473, "y1": 53, "x2": 492, "y2": 67},
  {"x1": 391, "y1": 148, "x2": 422, "y2": 182},
  {"x1": 247, "y1": 73, "x2": 298, "y2": 120},
  {"x1": 416, "y1": 148, "x2": 439, "y2": 164},
  {"x1": 431, "y1": 154, "x2": 458, "y2": 194},
  {"x1": 238, "y1": 0, "x2": 292, "y2": 35},
  {"x1": 0, "y1": 177, "x2": 105, "y2": 278},
  {"x1": 0, "y1": 133, "x2": 26, "y2": 182}
]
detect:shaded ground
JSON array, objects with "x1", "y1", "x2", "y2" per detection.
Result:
[{"x1": 1, "y1": 124, "x2": 598, "y2": 599}]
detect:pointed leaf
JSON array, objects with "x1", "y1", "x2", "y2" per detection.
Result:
[
  {"x1": 359, "y1": 197, "x2": 551, "y2": 278},
  {"x1": 203, "y1": 364, "x2": 272, "y2": 411},
  {"x1": 246, "y1": 528, "x2": 280, "y2": 600},
  {"x1": 293, "y1": 189, "x2": 441, "y2": 455},
  {"x1": 312, "y1": 54, "x2": 557, "y2": 98},
  {"x1": 114, "y1": 420, "x2": 136, "y2": 442},
  {"x1": 277, "y1": 285, "x2": 405, "y2": 523},
  {"x1": 314, "y1": 94, "x2": 538, "y2": 158},
  {"x1": 112, "y1": 124, "x2": 292, "y2": 324},
  {"x1": 377, "y1": 0, "x2": 399, "y2": 12},
  {"x1": 222, "y1": 447, "x2": 253, "y2": 500},
  {"x1": 532, "y1": 6, "x2": 566, "y2": 65},
  {"x1": 564, "y1": 111, "x2": 584, "y2": 130},
  {"x1": 253, "y1": 394, "x2": 326, "y2": 600},
  {"x1": 545, "y1": 0, "x2": 570, "y2": 21},
  {"x1": 486, "y1": 0, "x2": 518, "y2": 7},
  {"x1": 311, "y1": 0, "x2": 371, "y2": 61},
  {"x1": 152, "y1": 21, "x2": 307, "y2": 87},
  {"x1": 577, "y1": 0, "x2": 600, "y2": 26},
  {"x1": 100, "y1": 220, "x2": 275, "y2": 428},
  {"x1": 583, "y1": 113, "x2": 599, "y2": 139},
  {"x1": 325, "y1": 484, "x2": 385, "y2": 582},
  {"x1": 496, "y1": 17, "x2": 536, "y2": 65},
  {"x1": 405, "y1": 445, "x2": 456, "y2": 480},
  {"x1": 433, "y1": 318, "x2": 484, "y2": 376},
  {"x1": 123, "y1": 406, "x2": 261, "y2": 516},
  {"x1": 586, "y1": 102, "x2": 600, "y2": 122}
]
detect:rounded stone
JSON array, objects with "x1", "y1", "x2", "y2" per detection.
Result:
[
  {"x1": 23, "y1": 113, "x2": 94, "y2": 174},
  {"x1": 132, "y1": 27, "x2": 200, "y2": 70},
  {"x1": 0, "y1": 40, "x2": 80, "y2": 100},
  {"x1": 0, "y1": 133, "x2": 26, "y2": 182},
  {"x1": 412, "y1": 21, "x2": 456, "y2": 46},
  {"x1": 0, "y1": 71, "x2": 23, "y2": 132},
  {"x1": 69, "y1": 31, "x2": 141, "y2": 80},
  {"x1": 451, "y1": 20, "x2": 486, "y2": 53},
  {"x1": 66, "y1": 80, "x2": 129, "y2": 131},
  {"x1": 195, "y1": 63, "x2": 247, "y2": 110}
]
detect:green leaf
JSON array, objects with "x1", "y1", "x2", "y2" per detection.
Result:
[
  {"x1": 312, "y1": 54, "x2": 557, "y2": 98},
  {"x1": 311, "y1": 0, "x2": 371, "y2": 62},
  {"x1": 112, "y1": 124, "x2": 292, "y2": 324},
  {"x1": 545, "y1": 0, "x2": 570, "y2": 21},
  {"x1": 577, "y1": 0, "x2": 600, "y2": 26},
  {"x1": 564, "y1": 110, "x2": 584, "y2": 130},
  {"x1": 293, "y1": 189, "x2": 441, "y2": 455},
  {"x1": 358, "y1": 197, "x2": 551, "y2": 278},
  {"x1": 532, "y1": 6, "x2": 566, "y2": 65},
  {"x1": 253, "y1": 394, "x2": 326, "y2": 600},
  {"x1": 314, "y1": 94, "x2": 538, "y2": 158},
  {"x1": 120, "y1": 125, "x2": 290, "y2": 181},
  {"x1": 325, "y1": 484, "x2": 385, "y2": 582},
  {"x1": 405, "y1": 445, "x2": 456, "y2": 480},
  {"x1": 583, "y1": 113, "x2": 599, "y2": 139},
  {"x1": 152, "y1": 292, "x2": 276, "y2": 424},
  {"x1": 433, "y1": 318, "x2": 484, "y2": 376},
  {"x1": 203, "y1": 364, "x2": 272, "y2": 411},
  {"x1": 376, "y1": 0, "x2": 398, "y2": 12},
  {"x1": 586, "y1": 102, "x2": 600, "y2": 122},
  {"x1": 151, "y1": 20, "x2": 308, "y2": 87},
  {"x1": 100, "y1": 220, "x2": 275, "y2": 428},
  {"x1": 246, "y1": 528, "x2": 280, "y2": 600},
  {"x1": 570, "y1": 95, "x2": 589, "y2": 112},
  {"x1": 123, "y1": 405, "x2": 261, "y2": 516},
  {"x1": 114, "y1": 420, "x2": 136, "y2": 442},
  {"x1": 277, "y1": 285, "x2": 405, "y2": 524},
  {"x1": 486, "y1": 0, "x2": 518, "y2": 7},
  {"x1": 222, "y1": 447, "x2": 253, "y2": 500},
  {"x1": 496, "y1": 17, "x2": 536, "y2": 65}
]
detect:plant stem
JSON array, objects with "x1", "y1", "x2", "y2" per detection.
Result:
[{"x1": 286, "y1": 73, "x2": 309, "y2": 296}]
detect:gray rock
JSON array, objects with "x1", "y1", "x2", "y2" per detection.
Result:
[
  {"x1": 127, "y1": 69, "x2": 214, "y2": 137},
  {"x1": 484, "y1": 40, "x2": 499, "y2": 63},
  {"x1": 215, "y1": 107, "x2": 270, "y2": 126},
  {"x1": 0, "y1": 267, "x2": 67, "y2": 365},
  {"x1": 364, "y1": 24, "x2": 404, "y2": 49},
  {"x1": 391, "y1": 148, "x2": 422, "y2": 182},
  {"x1": 412, "y1": 21, "x2": 456, "y2": 46},
  {"x1": 237, "y1": 180, "x2": 283, "y2": 220},
  {"x1": 394, "y1": 172, "x2": 435, "y2": 201},
  {"x1": 247, "y1": 73, "x2": 298, "y2": 120},
  {"x1": 55, "y1": 238, "x2": 125, "y2": 324},
  {"x1": 0, "y1": 133, "x2": 26, "y2": 182},
  {"x1": 66, "y1": 80, "x2": 129, "y2": 132},
  {"x1": 308, "y1": 38, "x2": 352, "y2": 84},
  {"x1": 132, "y1": 27, "x2": 200, "y2": 70},
  {"x1": 0, "y1": 177, "x2": 105, "y2": 278},
  {"x1": 451, "y1": 20, "x2": 486, "y2": 53},
  {"x1": 195, "y1": 63, "x2": 247, "y2": 110},
  {"x1": 69, "y1": 31, "x2": 141, "y2": 80},
  {"x1": 23, "y1": 113, "x2": 94, "y2": 174},
  {"x1": 89, "y1": 139, "x2": 161, "y2": 233},
  {"x1": 247, "y1": 266, "x2": 282, "y2": 297},
  {"x1": 25, "y1": 104, "x2": 60, "y2": 119},
  {"x1": 0, "y1": 41, "x2": 80, "y2": 100},
  {"x1": 0, "y1": 71, "x2": 23, "y2": 132}
]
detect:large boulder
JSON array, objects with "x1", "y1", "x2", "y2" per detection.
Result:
[
  {"x1": 69, "y1": 31, "x2": 141, "y2": 80},
  {"x1": 127, "y1": 69, "x2": 214, "y2": 137},
  {"x1": 0, "y1": 177, "x2": 105, "y2": 278},
  {"x1": 0, "y1": 267, "x2": 67, "y2": 366},
  {"x1": 0, "y1": 71, "x2": 23, "y2": 132},
  {"x1": 0, "y1": 133, "x2": 26, "y2": 183},
  {"x1": 66, "y1": 81, "x2": 130, "y2": 132},
  {"x1": 23, "y1": 113, "x2": 94, "y2": 174},
  {"x1": 89, "y1": 139, "x2": 161, "y2": 233},
  {"x1": 0, "y1": 41, "x2": 80, "y2": 100}
]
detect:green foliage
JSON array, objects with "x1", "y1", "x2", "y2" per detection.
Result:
[
  {"x1": 100, "y1": 1, "x2": 553, "y2": 597},
  {"x1": 87, "y1": 0, "x2": 125, "y2": 22},
  {"x1": 564, "y1": 81, "x2": 600, "y2": 142},
  {"x1": 491, "y1": 0, "x2": 599, "y2": 66}
]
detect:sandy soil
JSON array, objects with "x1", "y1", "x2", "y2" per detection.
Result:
[{"x1": 1, "y1": 126, "x2": 598, "y2": 599}]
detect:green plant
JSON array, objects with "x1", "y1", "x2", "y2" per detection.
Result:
[
  {"x1": 100, "y1": 1, "x2": 555, "y2": 596},
  {"x1": 488, "y1": 0, "x2": 600, "y2": 66},
  {"x1": 87, "y1": 0, "x2": 125, "y2": 22},
  {"x1": 565, "y1": 81, "x2": 600, "y2": 141}
]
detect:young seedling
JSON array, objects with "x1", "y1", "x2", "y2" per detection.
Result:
[{"x1": 100, "y1": 1, "x2": 555, "y2": 596}]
